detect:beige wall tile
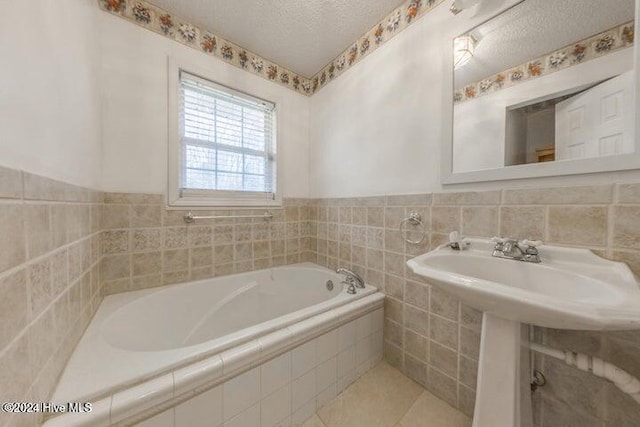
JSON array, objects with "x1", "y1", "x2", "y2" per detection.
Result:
[
  {"x1": 23, "y1": 172, "x2": 65, "y2": 201},
  {"x1": 543, "y1": 328, "x2": 603, "y2": 356},
  {"x1": 500, "y1": 206, "x2": 545, "y2": 241},
  {"x1": 163, "y1": 249, "x2": 189, "y2": 272},
  {"x1": 606, "y1": 337, "x2": 640, "y2": 380},
  {"x1": 430, "y1": 341, "x2": 457, "y2": 377},
  {"x1": 384, "y1": 207, "x2": 405, "y2": 229},
  {"x1": 164, "y1": 227, "x2": 188, "y2": 248},
  {"x1": 404, "y1": 329, "x2": 428, "y2": 361},
  {"x1": 0, "y1": 166, "x2": 23, "y2": 199},
  {"x1": 385, "y1": 297, "x2": 403, "y2": 323},
  {"x1": 385, "y1": 319, "x2": 404, "y2": 347},
  {"x1": 384, "y1": 229, "x2": 405, "y2": 253},
  {"x1": 433, "y1": 191, "x2": 501, "y2": 206},
  {"x1": 459, "y1": 355, "x2": 478, "y2": 389},
  {"x1": 27, "y1": 258, "x2": 52, "y2": 319},
  {"x1": 102, "y1": 254, "x2": 131, "y2": 281},
  {"x1": 132, "y1": 252, "x2": 162, "y2": 277},
  {"x1": 132, "y1": 204, "x2": 162, "y2": 228},
  {"x1": 405, "y1": 280, "x2": 428, "y2": 311},
  {"x1": 542, "y1": 357, "x2": 607, "y2": 420},
  {"x1": 103, "y1": 204, "x2": 131, "y2": 229},
  {"x1": 50, "y1": 204, "x2": 68, "y2": 248},
  {"x1": 384, "y1": 342, "x2": 404, "y2": 370},
  {"x1": 0, "y1": 204, "x2": 25, "y2": 273},
  {"x1": 459, "y1": 327, "x2": 480, "y2": 360},
  {"x1": 102, "y1": 230, "x2": 130, "y2": 254},
  {"x1": 457, "y1": 384, "x2": 476, "y2": 418},
  {"x1": 383, "y1": 274, "x2": 404, "y2": 300},
  {"x1": 353, "y1": 196, "x2": 384, "y2": 207},
  {"x1": 616, "y1": 183, "x2": 640, "y2": 204},
  {"x1": 430, "y1": 315, "x2": 458, "y2": 350},
  {"x1": 163, "y1": 270, "x2": 189, "y2": 285},
  {"x1": 613, "y1": 206, "x2": 640, "y2": 249},
  {"x1": 384, "y1": 251, "x2": 405, "y2": 276},
  {"x1": 503, "y1": 185, "x2": 612, "y2": 205},
  {"x1": 426, "y1": 368, "x2": 457, "y2": 408},
  {"x1": 431, "y1": 207, "x2": 461, "y2": 233},
  {"x1": 132, "y1": 229, "x2": 163, "y2": 252},
  {"x1": 405, "y1": 305, "x2": 428, "y2": 336},
  {"x1": 430, "y1": 288, "x2": 458, "y2": 321},
  {"x1": 24, "y1": 204, "x2": 52, "y2": 259},
  {"x1": 461, "y1": 206, "x2": 498, "y2": 237},
  {"x1": 605, "y1": 383, "x2": 640, "y2": 427},
  {"x1": 386, "y1": 194, "x2": 432, "y2": 206},
  {"x1": 0, "y1": 270, "x2": 27, "y2": 352},
  {"x1": 547, "y1": 206, "x2": 607, "y2": 246},
  {"x1": 460, "y1": 304, "x2": 482, "y2": 331},
  {"x1": 367, "y1": 207, "x2": 384, "y2": 227},
  {"x1": 404, "y1": 354, "x2": 427, "y2": 386},
  {"x1": 104, "y1": 193, "x2": 162, "y2": 204}
]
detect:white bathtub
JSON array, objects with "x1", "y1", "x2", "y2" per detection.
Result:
[{"x1": 48, "y1": 263, "x2": 383, "y2": 426}]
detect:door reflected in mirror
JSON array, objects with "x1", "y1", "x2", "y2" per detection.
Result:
[{"x1": 452, "y1": 0, "x2": 636, "y2": 174}]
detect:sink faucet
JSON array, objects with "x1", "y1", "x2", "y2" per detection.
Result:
[
  {"x1": 336, "y1": 268, "x2": 365, "y2": 293},
  {"x1": 492, "y1": 237, "x2": 542, "y2": 263}
]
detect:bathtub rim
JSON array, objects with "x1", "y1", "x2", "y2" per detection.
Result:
[{"x1": 43, "y1": 292, "x2": 385, "y2": 427}]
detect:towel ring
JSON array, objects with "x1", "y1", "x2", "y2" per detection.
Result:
[{"x1": 399, "y1": 212, "x2": 426, "y2": 244}]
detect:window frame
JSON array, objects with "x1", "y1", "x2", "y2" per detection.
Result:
[{"x1": 168, "y1": 57, "x2": 281, "y2": 208}]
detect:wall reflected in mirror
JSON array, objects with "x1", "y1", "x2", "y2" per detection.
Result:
[{"x1": 452, "y1": 0, "x2": 636, "y2": 173}]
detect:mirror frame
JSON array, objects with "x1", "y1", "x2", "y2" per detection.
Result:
[{"x1": 440, "y1": 0, "x2": 640, "y2": 184}]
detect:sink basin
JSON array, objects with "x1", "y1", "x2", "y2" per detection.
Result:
[
  {"x1": 407, "y1": 238, "x2": 640, "y2": 330},
  {"x1": 408, "y1": 238, "x2": 640, "y2": 427}
]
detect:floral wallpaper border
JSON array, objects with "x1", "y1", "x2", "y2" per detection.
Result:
[
  {"x1": 454, "y1": 21, "x2": 635, "y2": 104},
  {"x1": 310, "y1": 0, "x2": 446, "y2": 94},
  {"x1": 97, "y1": 0, "x2": 446, "y2": 97},
  {"x1": 97, "y1": 0, "x2": 314, "y2": 95}
]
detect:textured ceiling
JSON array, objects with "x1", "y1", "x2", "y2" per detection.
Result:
[
  {"x1": 455, "y1": 0, "x2": 635, "y2": 88},
  {"x1": 149, "y1": 0, "x2": 407, "y2": 77}
]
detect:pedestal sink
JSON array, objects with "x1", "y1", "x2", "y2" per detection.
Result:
[{"x1": 407, "y1": 238, "x2": 640, "y2": 427}]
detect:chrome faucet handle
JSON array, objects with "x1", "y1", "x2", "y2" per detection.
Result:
[
  {"x1": 521, "y1": 239, "x2": 542, "y2": 263},
  {"x1": 343, "y1": 281, "x2": 357, "y2": 294},
  {"x1": 491, "y1": 236, "x2": 508, "y2": 250}
]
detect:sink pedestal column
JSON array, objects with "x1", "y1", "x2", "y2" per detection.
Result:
[{"x1": 472, "y1": 313, "x2": 533, "y2": 427}]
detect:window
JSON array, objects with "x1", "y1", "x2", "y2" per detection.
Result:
[{"x1": 168, "y1": 62, "x2": 278, "y2": 207}]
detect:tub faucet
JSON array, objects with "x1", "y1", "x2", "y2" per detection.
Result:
[{"x1": 336, "y1": 268, "x2": 365, "y2": 289}]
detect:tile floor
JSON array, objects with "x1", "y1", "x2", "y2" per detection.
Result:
[{"x1": 303, "y1": 362, "x2": 472, "y2": 427}]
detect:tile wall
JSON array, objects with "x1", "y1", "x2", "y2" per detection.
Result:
[
  {"x1": 308, "y1": 184, "x2": 640, "y2": 425},
  {"x1": 3, "y1": 161, "x2": 640, "y2": 427},
  {"x1": 0, "y1": 167, "x2": 103, "y2": 427},
  {"x1": 133, "y1": 307, "x2": 384, "y2": 427},
  {"x1": 101, "y1": 195, "x2": 316, "y2": 294}
]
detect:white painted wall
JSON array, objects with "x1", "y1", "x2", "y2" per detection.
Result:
[
  {"x1": 0, "y1": 0, "x2": 102, "y2": 188},
  {"x1": 98, "y1": 12, "x2": 310, "y2": 197},
  {"x1": 309, "y1": 0, "x2": 640, "y2": 197}
]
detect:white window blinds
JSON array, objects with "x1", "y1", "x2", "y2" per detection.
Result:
[{"x1": 179, "y1": 71, "x2": 276, "y2": 198}]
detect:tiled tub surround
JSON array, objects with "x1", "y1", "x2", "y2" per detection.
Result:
[
  {"x1": 101, "y1": 195, "x2": 316, "y2": 294},
  {"x1": 0, "y1": 167, "x2": 103, "y2": 427},
  {"x1": 44, "y1": 304, "x2": 384, "y2": 427},
  {"x1": 307, "y1": 184, "x2": 640, "y2": 424}
]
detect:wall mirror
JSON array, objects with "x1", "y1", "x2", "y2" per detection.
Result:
[{"x1": 443, "y1": 0, "x2": 639, "y2": 183}]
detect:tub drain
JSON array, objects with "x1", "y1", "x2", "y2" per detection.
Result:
[{"x1": 326, "y1": 280, "x2": 334, "y2": 291}]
